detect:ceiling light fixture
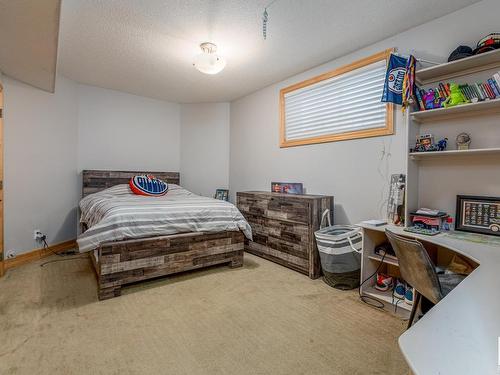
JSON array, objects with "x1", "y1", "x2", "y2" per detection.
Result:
[{"x1": 193, "y1": 42, "x2": 226, "y2": 75}]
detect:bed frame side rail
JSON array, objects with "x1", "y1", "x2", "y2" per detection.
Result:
[{"x1": 94, "y1": 231, "x2": 244, "y2": 300}]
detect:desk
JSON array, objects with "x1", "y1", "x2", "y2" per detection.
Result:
[{"x1": 359, "y1": 223, "x2": 500, "y2": 375}]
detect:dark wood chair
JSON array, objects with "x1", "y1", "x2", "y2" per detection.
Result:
[{"x1": 385, "y1": 229, "x2": 465, "y2": 328}]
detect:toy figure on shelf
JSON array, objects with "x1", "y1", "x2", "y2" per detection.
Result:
[
  {"x1": 443, "y1": 83, "x2": 469, "y2": 107},
  {"x1": 434, "y1": 96, "x2": 446, "y2": 109},
  {"x1": 437, "y1": 138, "x2": 448, "y2": 151},
  {"x1": 423, "y1": 89, "x2": 446, "y2": 109},
  {"x1": 410, "y1": 134, "x2": 448, "y2": 152},
  {"x1": 424, "y1": 139, "x2": 446, "y2": 152},
  {"x1": 411, "y1": 134, "x2": 433, "y2": 152},
  {"x1": 432, "y1": 98, "x2": 443, "y2": 109},
  {"x1": 423, "y1": 90, "x2": 436, "y2": 110}
]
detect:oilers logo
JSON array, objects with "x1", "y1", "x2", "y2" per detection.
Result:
[
  {"x1": 387, "y1": 67, "x2": 405, "y2": 94},
  {"x1": 382, "y1": 53, "x2": 407, "y2": 105},
  {"x1": 130, "y1": 175, "x2": 168, "y2": 196}
]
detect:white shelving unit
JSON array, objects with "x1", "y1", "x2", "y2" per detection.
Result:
[
  {"x1": 416, "y1": 48, "x2": 500, "y2": 84},
  {"x1": 367, "y1": 253, "x2": 399, "y2": 267},
  {"x1": 360, "y1": 224, "x2": 411, "y2": 317},
  {"x1": 409, "y1": 147, "x2": 500, "y2": 160},
  {"x1": 360, "y1": 50, "x2": 500, "y2": 314},
  {"x1": 363, "y1": 286, "x2": 411, "y2": 312},
  {"x1": 405, "y1": 51, "x2": 500, "y2": 224},
  {"x1": 410, "y1": 97, "x2": 500, "y2": 123}
]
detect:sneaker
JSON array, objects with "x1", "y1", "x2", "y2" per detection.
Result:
[
  {"x1": 394, "y1": 279, "x2": 406, "y2": 299},
  {"x1": 374, "y1": 273, "x2": 393, "y2": 292},
  {"x1": 405, "y1": 287, "x2": 414, "y2": 305}
]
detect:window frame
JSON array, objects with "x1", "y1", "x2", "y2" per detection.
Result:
[{"x1": 279, "y1": 48, "x2": 394, "y2": 148}]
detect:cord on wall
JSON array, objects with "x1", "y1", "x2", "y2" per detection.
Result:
[{"x1": 376, "y1": 138, "x2": 393, "y2": 219}]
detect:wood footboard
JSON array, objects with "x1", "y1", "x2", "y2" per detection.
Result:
[{"x1": 91, "y1": 231, "x2": 244, "y2": 300}]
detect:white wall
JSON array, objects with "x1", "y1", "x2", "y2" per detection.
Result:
[
  {"x1": 230, "y1": 0, "x2": 500, "y2": 225},
  {"x1": 3, "y1": 78, "x2": 182, "y2": 256},
  {"x1": 77, "y1": 84, "x2": 180, "y2": 173},
  {"x1": 180, "y1": 103, "x2": 230, "y2": 197},
  {"x1": 3, "y1": 75, "x2": 79, "y2": 254}
]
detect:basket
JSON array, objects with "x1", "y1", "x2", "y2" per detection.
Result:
[{"x1": 315, "y1": 210, "x2": 362, "y2": 290}]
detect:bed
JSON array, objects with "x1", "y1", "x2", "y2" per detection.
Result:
[{"x1": 80, "y1": 170, "x2": 251, "y2": 300}]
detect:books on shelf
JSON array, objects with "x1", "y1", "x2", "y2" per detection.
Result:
[{"x1": 413, "y1": 70, "x2": 500, "y2": 111}]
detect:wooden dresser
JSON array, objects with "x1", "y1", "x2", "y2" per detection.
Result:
[{"x1": 236, "y1": 191, "x2": 333, "y2": 279}]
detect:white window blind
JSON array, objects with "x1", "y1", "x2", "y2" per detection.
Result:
[{"x1": 283, "y1": 59, "x2": 388, "y2": 143}]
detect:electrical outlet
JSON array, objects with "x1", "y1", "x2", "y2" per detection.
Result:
[
  {"x1": 34, "y1": 229, "x2": 44, "y2": 241},
  {"x1": 6, "y1": 250, "x2": 15, "y2": 259}
]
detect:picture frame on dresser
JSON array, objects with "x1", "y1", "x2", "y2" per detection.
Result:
[
  {"x1": 271, "y1": 182, "x2": 304, "y2": 194},
  {"x1": 455, "y1": 195, "x2": 500, "y2": 236}
]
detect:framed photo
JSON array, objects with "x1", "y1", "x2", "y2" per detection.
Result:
[
  {"x1": 455, "y1": 195, "x2": 500, "y2": 236},
  {"x1": 214, "y1": 189, "x2": 229, "y2": 201},
  {"x1": 271, "y1": 182, "x2": 303, "y2": 195}
]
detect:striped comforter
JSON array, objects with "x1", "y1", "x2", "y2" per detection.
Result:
[{"x1": 77, "y1": 184, "x2": 252, "y2": 253}]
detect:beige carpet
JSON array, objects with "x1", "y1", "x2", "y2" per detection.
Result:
[{"x1": 0, "y1": 253, "x2": 408, "y2": 375}]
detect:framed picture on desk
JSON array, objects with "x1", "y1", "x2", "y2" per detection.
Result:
[{"x1": 455, "y1": 195, "x2": 500, "y2": 236}]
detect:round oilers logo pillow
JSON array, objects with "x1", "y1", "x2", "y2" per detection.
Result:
[{"x1": 129, "y1": 175, "x2": 168, "y2": 196}]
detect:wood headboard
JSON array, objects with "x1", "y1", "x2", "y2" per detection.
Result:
[{"x1": 82, "y1": 170, "x2": 180, "y2": 197}]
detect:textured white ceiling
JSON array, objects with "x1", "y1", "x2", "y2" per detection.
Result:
[
  {"x1": 0, "y1": 0, "x2": 60, "y2": 92},
  {"x1": 58, "y1": 0, "x2": 480, "y2": 103}
]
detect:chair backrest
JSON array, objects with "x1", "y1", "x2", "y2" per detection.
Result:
[{"x1": 385, "y1": 230, "x2": 443, "y2": 304}]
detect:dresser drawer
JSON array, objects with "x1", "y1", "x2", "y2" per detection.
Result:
[
  {"x1": 251, "y1": 230, "x2": 308, "y2": 260},
  {"x1": 238, "y1": 194, "x2": 309, "y2": 224},
  {"x1": 245, "y1": 214, "x2": 309, "y2": 255},
  {"x1": 237, "y1": 191, "x2": 333, "y2": 279},
  {"x1": 245, "y1": 241, "x2": 309, "y2": 274}
]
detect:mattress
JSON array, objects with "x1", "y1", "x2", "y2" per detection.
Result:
[{"x1": 77, "y1": 184, "x2": 252, "y2": 252}]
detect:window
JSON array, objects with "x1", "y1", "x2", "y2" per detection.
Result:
[{"x1": 280, "y1": 49, "x2": 394, "y2": 147}]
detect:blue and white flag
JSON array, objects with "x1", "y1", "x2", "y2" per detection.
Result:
[{"x1": 381, "y1": 54, "x2": 408, "y2": 105}]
